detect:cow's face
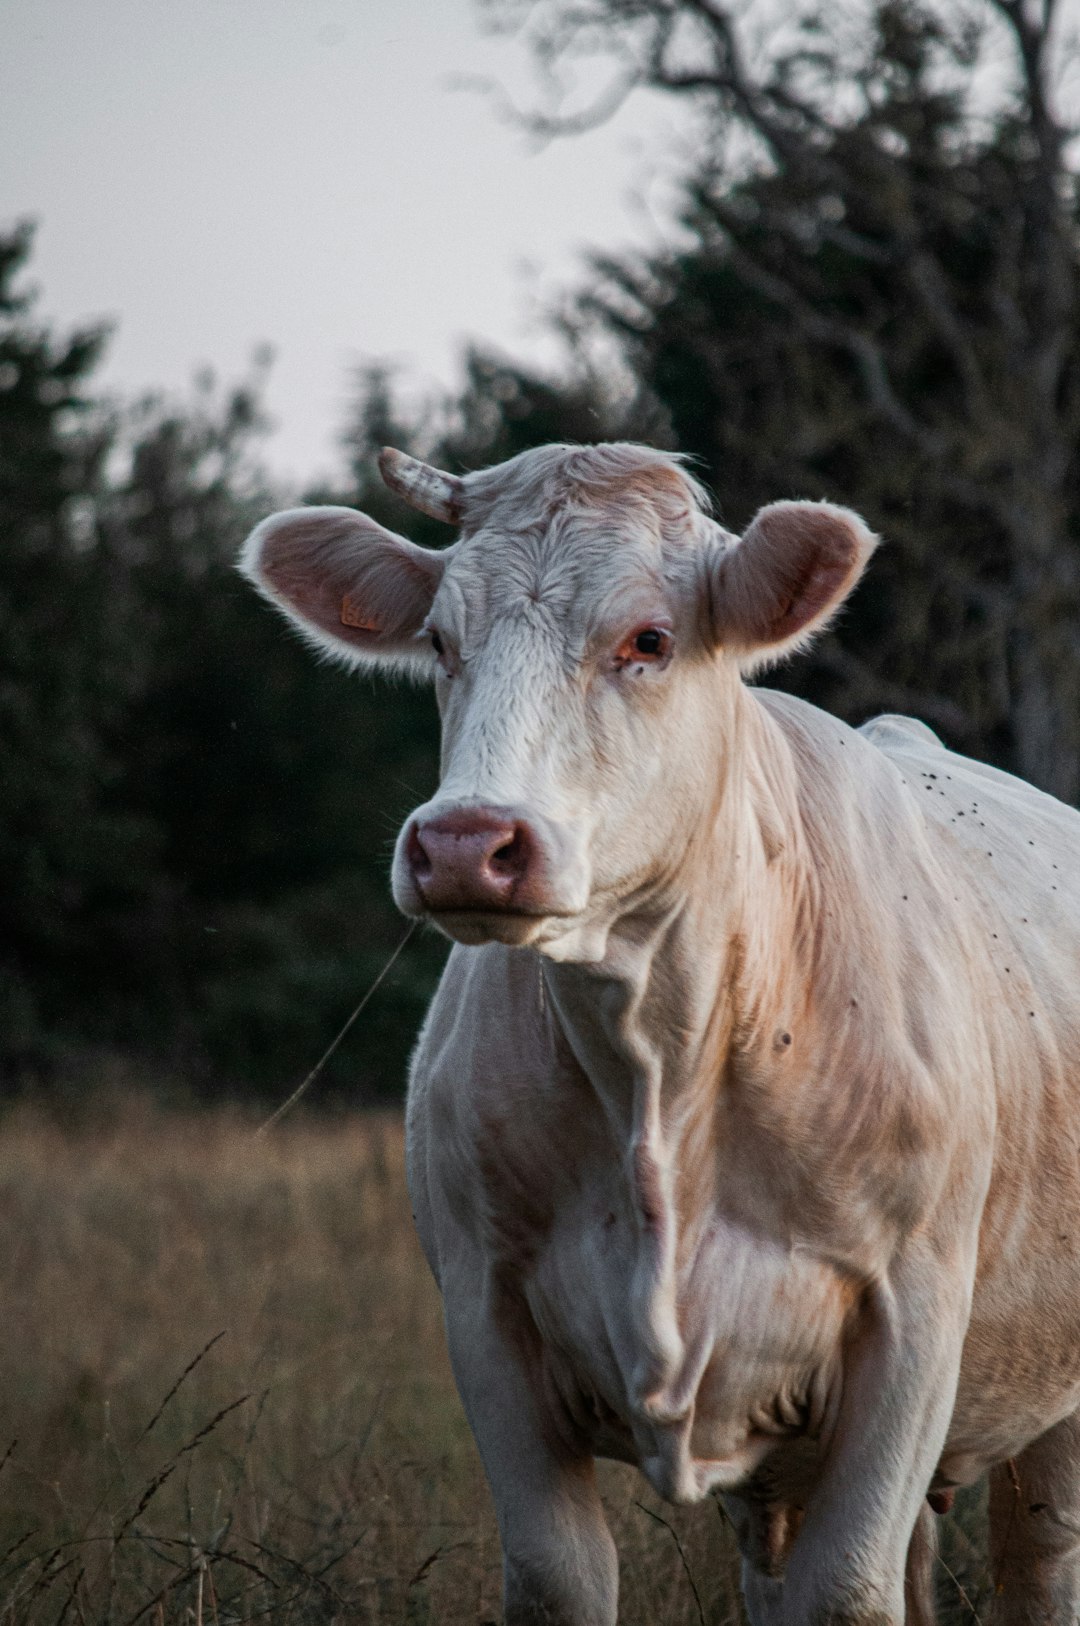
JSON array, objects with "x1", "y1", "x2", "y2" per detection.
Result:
[{"x1": 242, "y1": 445, "x2": 875, "y2": 962}]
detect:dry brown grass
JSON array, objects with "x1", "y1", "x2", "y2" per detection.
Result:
[{"x1": 0, "y1": 1102, "x2": 753, "y2": 1626}]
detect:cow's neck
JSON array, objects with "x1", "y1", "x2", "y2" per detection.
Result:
[
  {"x1": 540, "y1": 687, "x2": 817, "y2": 1406},
  {"x1": 542, "y1": 687, "x2": 813, "y2": 1116}
]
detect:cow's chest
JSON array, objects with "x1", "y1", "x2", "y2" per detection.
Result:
[
  {"x1": 508, "y1": 1165, "x2": 852, "y2": 1503},
  {"x1": 421, "y1": 999, "x2": 869, "y2": 1501},
  {"x1": 418, "y1": 949, "x2": 881, "y2": 1502}
]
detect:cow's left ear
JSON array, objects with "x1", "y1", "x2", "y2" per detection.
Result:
[
  {"x1": 240, "y1": 505, "x2": 446, "y2": 676},
  {"x1": 710, "y1": 500, "x2": 878, "y2": 671}
]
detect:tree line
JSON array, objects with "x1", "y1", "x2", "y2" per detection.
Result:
[{"x1": 1, "y1": 0, "x2": 1076, "y2": 1100}]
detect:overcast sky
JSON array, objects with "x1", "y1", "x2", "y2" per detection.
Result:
[{"x1": 3, "y1": 0, "x2": 691, "y2": 487}]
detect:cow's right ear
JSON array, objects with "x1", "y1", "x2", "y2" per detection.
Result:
[{"x1": 239, "y1": 506, "x2": 446, "y2": 676}]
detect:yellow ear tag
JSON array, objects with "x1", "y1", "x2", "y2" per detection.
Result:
[{"x1": 340, "y1": 595, "x2": 380, "y2": 633}]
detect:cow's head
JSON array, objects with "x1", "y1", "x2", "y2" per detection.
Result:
[{"x1": 241, "y1": 444, "x2": 875, "y2": 961}]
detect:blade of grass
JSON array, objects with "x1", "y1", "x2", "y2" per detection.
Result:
[
  {"x1": 255, "y1": 921, "x2": 417, "y2": 1134},
  {"x1": 634, "y1": 1501, "x2": 705, "y2": 1626},
  {"x1": 135, "y1": 1334, "x2": 228, "y2": 1448}
]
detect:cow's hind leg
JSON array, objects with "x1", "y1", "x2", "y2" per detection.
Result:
[
  {"x1": 742, "y1": 1566, "x2": 785, "y2": 1626},
  {"x1": 904, "y1": 1502, "x2": 938, "y2": 1626},
  {"x1": 729, "y1": 1497, "x2": 938, "y2": 1625},
  {"x1": 721, "y1": 1496, "x2": 793, "y2": 1625},
  {"x1": 989, "y1": 1408, "x2": 1080, "y2": 1624}
]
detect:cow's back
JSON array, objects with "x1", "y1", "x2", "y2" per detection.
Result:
[{"x1": 856, "y1": 709, "x2": 1080, "y2": 1030}]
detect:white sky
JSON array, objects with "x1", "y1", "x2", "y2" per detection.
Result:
[{"x1": 3, "y1": 0, "x2": 690, "y2": 488}]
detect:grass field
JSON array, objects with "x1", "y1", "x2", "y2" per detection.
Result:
[{"x1": 0, "y1": 1102, "x2": 989, "y2": 1624}]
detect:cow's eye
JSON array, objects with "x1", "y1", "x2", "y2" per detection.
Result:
[
  {"x1": 615, "y1": 626, "x2": 671, "y2": 668},
  {"x1": 430, "y1": 630, "x2": 445, "y2": 657}
]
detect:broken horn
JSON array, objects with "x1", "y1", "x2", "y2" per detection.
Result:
[{"x1": 378, "y1": 448, "x2": 465, "y2": 524}]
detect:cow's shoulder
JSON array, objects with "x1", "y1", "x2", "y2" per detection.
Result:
[{"x1": 759, "y1": 695, "x2": 1080, "y2": 1051}]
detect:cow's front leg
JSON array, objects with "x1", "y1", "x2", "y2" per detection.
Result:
[
  {"x1": 443, "y1": 1271, "x2": 618, "y2": 1626},
  {"x1": 780, "y1": 1244, "x2": 968, "y2": 1625}
]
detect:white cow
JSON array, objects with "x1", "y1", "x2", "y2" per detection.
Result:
[{"x1": 242, "y1": 442, "x2": 1080, "y2": 1626}]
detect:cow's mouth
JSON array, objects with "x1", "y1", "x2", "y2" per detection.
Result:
[
  {"x1": 419, "y1": 905, "x2": 567, "y2": 949},
  {"x1": 414, "y1": 903, "x2": 616, "y2": 966}
]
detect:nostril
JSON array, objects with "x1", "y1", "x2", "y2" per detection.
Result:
[
  {"x1": 406, "y1": 823, "x2": 432, "y2": 880},
  {"x1": 491, "y1": 832, "x2": 520, "y2": 871},
  {"x1": 491, "y1": 830, "x2": 527, "y2": 874}
]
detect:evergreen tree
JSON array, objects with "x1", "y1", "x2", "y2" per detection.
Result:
[
  {"x1": 0, "y1": 231, "x2": 443, "y2": 1100},
  {"x1": 480, "y1": 0, "x2": 1080, "y2": 796},
  {"x1": 0, "y1": 222, "x2": 138, "y2": 1067}
]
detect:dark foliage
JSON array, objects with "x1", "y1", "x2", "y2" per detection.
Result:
[
  {"x1": 3, "y1": 0, "x2": 1077, "y2": 1098},
  {"x1": 0, "y1": 232, "x2": 445, "y2": 1100}
]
